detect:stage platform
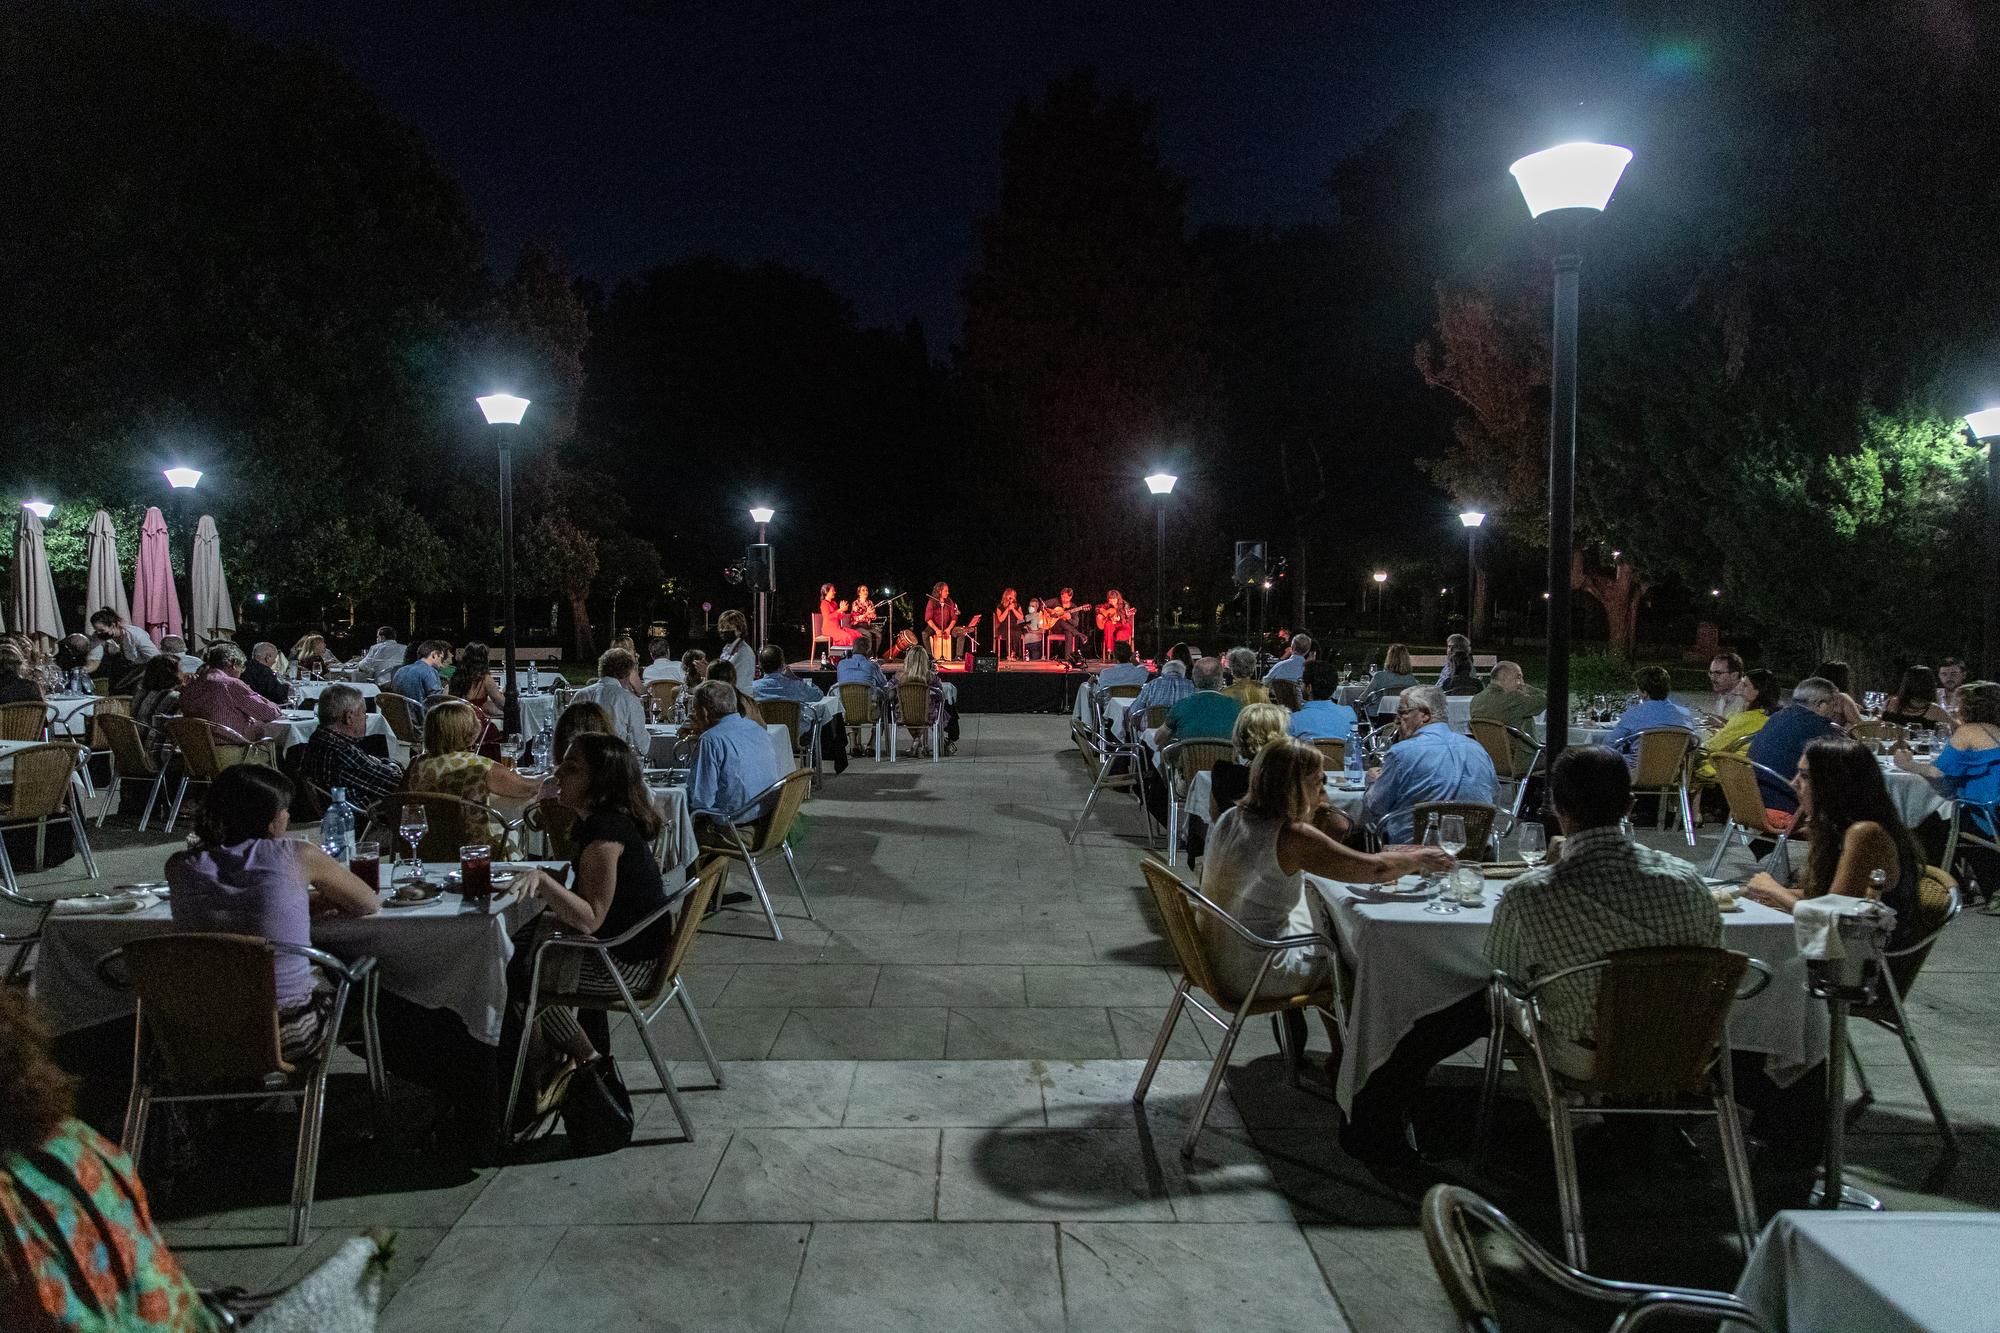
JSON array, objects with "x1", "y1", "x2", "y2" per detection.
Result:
[{"x1": 789, "y1": 658, "x2": 1099, "y2": 714}]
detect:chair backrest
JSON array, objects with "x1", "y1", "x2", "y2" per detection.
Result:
[
  {"x1": 1106, "y1": 684, "x2": 1143, "y2": 699},
  {"x1": 896, "y1": 680, "x2": 931, "y2": 728},
  {"x1": 96, "y1": 712, "x2": 159, "y2": 778},
  {"x1": 1412, "y1": 802, "x2": 1498, "y2": 859},
  {"x1": 1145, "y1": 705, "x2": 1169, "y2": 730},
  {"x1": 88, "y1": 695, "x2": 131, "y2": 749},
  {"x1": 162, "y1": 716, "x2": 261, "y2": 780},
  {"x1": 838, "y1": 682, "x2": 878, "y2": 725},
  {"x1": 523, "y1": 797, "x2": 579, "y2": 860},
  {"x1": 1466, "y1": 719, "x2": 1520, "y2": 780},
  {"x1": 1878, "y1": 866, "x2": 1961, "y2": 1002},
  {"x1": 647, "y1": 679, "x2": 681, "y2": 714},
  {"x1": 761, "y1": 698, "x2": 803, "y2": 750},
  {"x1": 1140, "y1": 856, "x2": 1226, "y2": 1000},
  {"x1": 1630, "y1": 728, "x2": 1694, "y2": 789},
  {"x1": 1373, "y1": 688, "x2": 1405, "y2": 717},
  {"x1": 660, "y1": 860, "x2": 728, "y2": 981},
  {"x1": 1311, "y1": 738, "x2": 1345, "y2": 768},
  {"x1": 810, "y1": 613, "x2": 825, "y2": 640},
  {"x1": 369, "y1": 790, "x2": 509, "y2": 861},
  {"x1": 1709, "y1": 752, "x2": 1781, "y2": 833},
  {"x1": 1586, "y1": 946, "x2": 1749, "y2": 1097},
  {"x1": 114, "y1": 933, "x2": 290, "y2": 1080},
  {"x1": 739, "y1": 769, "x2": 814, "y2": 853},
  {"x1": 0, "y1": 702, "x2": 51, "y2": 742},
  {"x1": 377, "y1": 692, "x2": 422, "y2": 745},
  {"x1": 1164, "y1": 740, "x2": 1235, "y2": 789},
  {"x1": 3, "y1": 743, "x2": 85, "y2": 820}
]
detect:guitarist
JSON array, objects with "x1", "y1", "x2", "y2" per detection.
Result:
[
  {"x1": 1094, "y1": 589, "x2": 1136, "y2": 661},
  {"x1": 1043, "y1": 588, "x2": 1087, "y2": 661}
]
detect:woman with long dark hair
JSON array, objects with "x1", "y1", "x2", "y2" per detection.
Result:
[
  {"x1": 1743, "y1": 736, "x2": 1926, "y2": 948},
  {"x1": 1881, "y1": 665, "x2": 1951, "y2": 730},
  {"x1": 450, "y1": 641, "x2": 505, "y2": 722}
]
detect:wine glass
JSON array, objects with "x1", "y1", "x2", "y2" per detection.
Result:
[
  {"x1": 1518, "y1": 823, "x2": 1547, "y2": 868},
  {"x1": 1422, "y1": 822, "x2": 1460, "y2": 915},
  {"x1": 1437, "y1": 813, "x2": 1468, "y2": 859},
  {"x1": 398, "y1": 802, "x2": 429, "y2": 881}
]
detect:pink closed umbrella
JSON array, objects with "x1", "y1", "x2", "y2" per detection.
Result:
[{"x1": 129, "y1": 506, "x2": 183, "y2": 642}]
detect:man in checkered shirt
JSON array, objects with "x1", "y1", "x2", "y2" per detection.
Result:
[{"x1": 1343, "y1": 746, "x2": 1720, "y2": 1167}]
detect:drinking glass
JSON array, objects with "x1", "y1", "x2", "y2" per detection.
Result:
[
  {"x1": 351, "y1": 840, "x2": 381, "y2": 892},
  {"x1": 398, "y1": 802, "x2": 429, "y2": 881},
  {"x1": 1422, "y1": 824, "x2": 1459, "y2": 915},
  {"x1": 1437, "y1": 813, "x2": 1468, "y2": 859},
  {"x1": 1618, "y1": 815, "x2": 1634, "y2": 842},
  {"x1": 1518, "y1": 823, "x2": 1547, "y2": 868},
  {"x1": 459, "y1": 843, "x2": 492, "y2": 901},
  {"x1": 1452, "y1": 864, "x2": 1485, "y2": 906}
]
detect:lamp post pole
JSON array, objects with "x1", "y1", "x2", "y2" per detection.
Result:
[
  {"x1": 1144, "y1": 473, "x2": 1177, "y2": 662},
  {"x1": 477, "y1": 395, "x2": 531, "y2": 737},
  {"x1": 1510, "y1": 142, "x2": 1631, "y2": 768},
  {"x1": 749, "y1": 507, "x2": 774, "y2": 652},
  {"x1": 1969, "y1": 411, "x2": 2000, "y2": 677},
  {"x1": 1459, "y1": 510, "x2": 1485, "y2": 632}
]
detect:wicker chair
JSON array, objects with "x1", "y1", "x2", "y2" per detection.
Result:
[
  {"x1": 1158, "y1": 738, "x2": 1235, "y2": 862},
  {"x1": 363, "y1": 791, "x2": 520, "y2": 862},
  {"x1": 376, "y1": 692, "x2": 424, "y2": 753},
  {"x1": 1476, "y1": 946, "x2": 1770, "y2": 1269},
  {"x1": 95, "y1": 933, "x2": 384, "y2": 1247},
  {"x1": 646, "y1": 679, "x2": 682, "y2": 716},
  {"x1": 1145, "y1": 704, "x2": 1170, "y2": 731},
  {"x1": 759, "y1": 697, "x2": 819, "y2": 778},
  {"x1": 1467, "y1": 718, "x2": 1544, "y2": 834},
  {"x1": 0, "y1": 701, "x2": 54, "y2": 742},
  {"x1": 521, "y1": 796, "x2": 580, "y2": 861},
  {"x1": 1069, "y1": 723, "x2": 1161, "y2": 847},
  {"x1": 159, "y1": 716, "x2": 276, "y2": 834},
  {"x1": 694, "y1": 770, "x2": 815, "y2": 941},
  {"x1": 1133, "y1": 857, "x2": 1341, "y2": 1158},
  {"x1": 1310, "y1": 737, "x2": 1346, "y2": 770},
  {"x1": 93, "y1": 712, "x2": 168, "y2": 829},
  {"x1": 503, "y1": 860, "x2": 726, "y2": 1151},
  {"x1": 1845, "y1": 867, "x2": 1962, "y2": 1166},
  {"x1": 1420, "y1": 1185, "x2": 1773, "y2": 1332},
  {"x1": 1412, "y1": 801, "x2": 1501, "y2": 863},
  {"x1": 1628, "y1": 728, "x2": 1697, "y2": 845},
  {"x1": 895, "y1": 680, "x2": 942, "y2": 761},
  {"x1": 1106, "y1": 683, "x2": 1143, "y2": 700},
  {"x1": 1705, "y1": 752, "x2": 1797, "y2": 874},
  {"x1": 0, "y1": 742, "x2": 100, "y2": 894},
  {"x1": 838, "y1": 682, "x2": 886, "y2": 760}
]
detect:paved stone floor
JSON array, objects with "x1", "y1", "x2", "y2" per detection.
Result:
[{"x1": 24, "y1": 713, "x2": 2000, "y2": 1331}]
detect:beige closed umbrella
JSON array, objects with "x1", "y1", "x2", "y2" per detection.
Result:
[
  {"x1": 188, "y1": 514, "x2": 235, "y2": 651},
  {"x1": 85, "y1": 509, "x2": 130, "y2": 625},
  {"x1": 12, "y1": 507, "x2": 64, "y2": 647}
]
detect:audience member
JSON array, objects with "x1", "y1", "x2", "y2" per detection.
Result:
[
  {"x1": 242, "y1": 642, "x2": 290, "y2": 704},
  {"x1": 1938, "y1": 658, "x2": 1967, "y2": 715},
  {"x1": 1096, "y1": 640, "x2": 1150, "y2": 692},
  {"x1": 1468, "y1": 661, "x2": 1546, "y2": 773},
  {"x1": 1288, "y1": 661, "x2": 1356, "y2": 745},
  {"x1": 157, "y1": 634, "x2": 204, "y2": 676},
  {"x1": 1812, "y1": 659, "x2": 1863, "y2": 728},
  {"x1": 1604, "y1": 665, "x2": 1698, "y2": 767},
  {"x1": 287, "y1": 633, "x2": 341, "y2": 678},
  {"x1": 1222, "y1": 647, "x2": 1269, "y2": 705},
  {"x1": 574, "y1": 647, "x2": 651, "y2": 752},
  {"x1": 1262, "y1": 633, "x2": 1312, "y2": 685},
  {"x1": 704, "y1": 659, "x2": 765, "y2": 724},
  {"x1": 449, "y1": 642, "x2": 506, "y2": 722},
  {"x1": 1747, "y1": 677, "x2": 1844, "y2": 818},
  {"x1": 178, "y1": 643, "x2": 282, "y2": 740},
  {"x1": 388, "y1": 639, "x2": 451, "y2": 702},
  {"x1": 1363, "y1": 643, "x2": 1420, "y2": 712},
  {"x1": 351, "y1": 625, "x2": 406, "y2": 684},
  {"x1": 1695, "y1": 668, "x2": 1780, "y2": 784},
  {"x1": 1880, "y1": 665, "x2": 1952, "y2": 730},
  {"x1": 295, "y1": 683, "x2": 403, "y2": 807},
  {"x1": 0, "y1": 643, "x2": 42, "y2": 705},
  {"x1": 680, "y1": 648, "x2": 709, "y2": 685},
  {"x1": 899, "y1": 647, "x2": 959, "y2": 753},
  {"x1": 643, "y1": 638, "x2": 684, "y2": 684},
  {"x1": 686, "y1": 679, "x2": 781, "y2": 821},
  {"x1": 1705, "y1": 652, "x2": 1746, "y2": 725},
  {"x1": 128, "y1": 654, "x2": 185, "y2": 762},
  {"x1": 1361, "y1": 685, "x2": 1497, "y2": 844},
  {"x1": 405, "y1": 699, "x2": 541, "y2": 843},
  {"x1": 1896, "y1": 679, "x2": 2000, "y2": 902},
  {"x1": 1436, "y1": 634, "x2": 1479, "y2": 693},
  {"x1": 749, "y1": 644, "x2": 825, "y2": 703},
  {"x1": 1154, "y1": 657, "x2": 1239, "y2": 747},
  {"x1": 1125, "y1": 658, "x2": 1194, "y2": 742}
]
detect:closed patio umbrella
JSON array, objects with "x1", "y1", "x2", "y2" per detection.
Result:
[
  {"x1": 85, "y1": 508, "x2": 130, "y2": 624},
  {"x1": 12, "y1": 508, "x2": 64, "y2": 645},
  {"x1": 129, "y1": 506, "x2": 182, "y2": 643},
  {"x1": 189, "y1": 514, "x2": 235, "y2": 651}
]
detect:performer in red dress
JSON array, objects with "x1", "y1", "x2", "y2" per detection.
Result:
[
  {"x1": 818, "y1": 584, "x2": 860, "y2": 651},
  {"x1": 1095, "y1": 589, "x2": 1136, "y2": 661}
]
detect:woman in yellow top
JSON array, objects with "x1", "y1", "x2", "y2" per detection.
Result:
[
  {"x1": 1696, "y1": 668, "x2": 1779, "y2": 784},
  {"x1": 405, "y1": 699, "x2": 541, "y2": 843}
]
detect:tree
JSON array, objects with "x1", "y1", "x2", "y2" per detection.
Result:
[{"x1": 523, "y1": 510, "x2": 600, "y2": 660}]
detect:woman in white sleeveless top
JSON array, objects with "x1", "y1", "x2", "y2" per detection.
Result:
[{"x1": 1202, "y1": 738, "x2": 1451, "y2": 999}]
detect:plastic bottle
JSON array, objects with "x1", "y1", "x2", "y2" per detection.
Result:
[
  {"x1": 527, "y1": 659, "x2": 540, "y2": 694},
  {"x1": 321, "y1": 788, "x2": 357, "y2": 864}
]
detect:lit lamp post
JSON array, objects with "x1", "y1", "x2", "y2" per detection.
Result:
[
  {"x1": 1144, "y1": 472, "x2": 1177, "y2": 660},
  {"x1": 1968, "y1": 409, "x2": 2000, "y2": 679},
  {"x1": 22, "y1": 500, "x2": 53, "y2": 520},
  {"x1": 476, "y1": 393, "x2": 531, "y2": 736},
  {"x1": 162, "y1": 467, "x2": 204, "y2": 619},
  {"x1": 1458, "y1": 509, "x2": 1485, "y2": 632},
  {"x1": 748, "y1": 506, "x2": 774, "y2": 651},
  {"x1": 1509, "y1": 140, "x2": 1632, "y2": 762},
  {"x1": 1371, "y1": 569, "x2": 1388, "y2": 629}
]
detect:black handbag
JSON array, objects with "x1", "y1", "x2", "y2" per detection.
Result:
[{"x1": 559, "y1": 1056, "x2": 634, "y2": 1155}]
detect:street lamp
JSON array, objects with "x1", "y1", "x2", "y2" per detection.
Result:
[
  {"x1": 1510, "y1": 140, "x2": 1632, "y2": 763},
  {"x1": 1458, "y1": 509, "x2": 1486, "y2": 632},
  {"x1": 163, "y1": 467, "x2": 203, "y2": 490},
  {"x1": 1371, "y1": 569, "x2": 1388, "y2": 626},
  {"x1": 22, "y1": 501, "x2": 53, "y2": 520},
  {"x1": 476, "y1": 393, "x2": 531, "y2": 735},
  {"x1": 1968, "y1": 409, "x2": 2000, "y2": 678},
  {"x1": 747, "y1": 506, "x2": 774, "y2": 651},
  {"x1": 1144, "y1": 472, "x2": 1177, "y2": 659}
]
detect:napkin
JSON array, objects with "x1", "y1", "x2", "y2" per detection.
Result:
[{"x1": 1793, "y1": 895, "x2": 1895, "y2": 960}]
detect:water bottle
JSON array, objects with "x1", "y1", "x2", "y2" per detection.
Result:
[
  {"x1": 527, "y1": 660, "x2": 540, "y2": 694},
  {"x1": 533, "y1": 723, "x2": 555, "y2": 769},
  {"x1": 321, "y1": 787, "x2": 357, "y2": 864}
]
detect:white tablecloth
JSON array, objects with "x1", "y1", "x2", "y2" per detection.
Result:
[
  {"x1": 31, "y1": 861, "x2": 548, "y2": 1045},
  {"x1": 290, "y1": 681, "x2": 380, "y2": 703},
  {"x1": 517, "y1": 692, "x2": 556, "y2": 736},
  {"x1": 261, "y1": 709, "x2": 397, "y2": 753},
  {"x1": 767, "y1": 722, "x2": 798, "y2": 773},
  {"x1": 1879, "y1": 761, "x2": 1947, "y2": 827},
  {"x1": 1734, "y1": 1210, "x2": 2000, "y2": 1333},
  {"x1": 1308, "y1": 877, "x2": 1825, "y2": 1112},
  {"x1": 648, "y1": 783, "x2": 699, "y2": 874},
  {"x1": 46, "y1": 694, "x2": 99, "y2": 737}
]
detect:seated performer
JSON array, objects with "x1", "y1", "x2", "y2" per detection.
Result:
[
  {"x1": 1096, "y1": 589, "x2": 1136, "y2": 661},
  {"x1": 1023, "y1": 599, "x2": 1047, "y2": 662},
  {"x1": 1043, "y1": 588, "x2": 1084, "y2": 661},
  {"x1": 818, "y1": 584, "x2": 860, "y2": 654},
  {"x1": 994, "y1": 589, "x2": 1026, "y2": 660},
  {"x1": 849, "y1": 585, "x2": 880, "y2": 657}
]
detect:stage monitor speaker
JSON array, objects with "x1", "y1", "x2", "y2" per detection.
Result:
[
  {"x1": 745, "y1": 543, "x2": 775, "y2": 593},
  {"x1": 972, "y1": 653, "x2": 999, "y2": 673},
  {"x1": 1233, "y1": 540, "x2": 1267, "y2": 585}
]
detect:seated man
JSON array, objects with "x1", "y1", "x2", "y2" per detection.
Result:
[
  {"x1": 351, "y1": 625, "x2": 406, "y2": 685},
  {"x1": 157, "y1": 635, "x2": 204, "y2": 676},
  {"x1": 177, "y1": 643, "x2": 282, "y2": 742},
  {"x1": 1603, "y1": 665, "x2": 1698, "y2": 768},
  {"x1": 1263, "y1": 633, "x2": 1312, "y2": 685},
  {"x1": 1747, "y1": 676, "x2": 1843, "y2": 822},
  {"x1": 387, "y1": 639, "x2": 450, "y2": 702},
  {"x1": 1468, "y1": 660, "x2": 1548, "y2": 773},
  {"x1": 1124, "y1": 658, "x2": 1193, "y2": 742},
  {"x1": 574, "y1": 646, "x2": 652, "y2": 752},
  {"x1": 748, "y1": 644, "x2": 825, "y2": 704},
  {"x1": 1152, "y1": 657, "x2": 1239, "y2": 749},
  {"x1": 642, "y1": 637, "x2": 684, "y2": 684},
  {"x1": 1289, "y1": 661, "x2": 1355, "y2": 746},
  {"x1": 1094, "y1": 641, "x2": 1151, "y2": 694},
  {"x1": 687, "y1": 679, "x2": 783, "y2": 825},
  {"x1": 242, "y1": 642, "x2": 290, "y2": 704},
  {"x1": 1342, "y1": 747, "x2": 1721, "y2": 1164},
  {"x1": 1221, "y1": 647, "x2": 1270, "y2": 705},
  {"x1": 1361, "y1": 685, "x2": 1496, "y2": 845},
  {"x1": 294, "y1": 683, "x2": 403, "y2": 807}
]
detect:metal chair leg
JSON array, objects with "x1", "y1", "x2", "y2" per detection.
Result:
[
  {"x1": 0, "y1": 835, "x2": 15, "y2": 895},
  {"x1": 1705, "y1": 821, "x2": 1738, "y2": 876},
  {"x1": 1068, "y1": 767, "x2": 1112, "y2": 844},
  {"x1": 741, "y1": 853, "x2": 784, "y2": 941},
  {"x1": 289, "y1": 1069, "x2": 330, "y2": 1246},
  {"x1": 164, "y1": 775, "x2": 190, "y2": 833},
  {"x1": 675, "y1": 985, "x2": 725, "y2": 1088},
  {"x1": 1182, "y1": 1010, "x2": 1248, "y2": 1160},
  {"x1": 780, "y1": 842, "x2": 816, "y2": 920},
  {"x1": 501, "y1": 957, "x2": 546, "y2": 1153},
  {"x1": 68, "y1": 803, "x2": 99, "y2": 880},
  {"x1": 1133, "y1": 976, "x2": 1191, "y2": 1105},
  {"x1": 1882, "y1": 977, "x2": 1959, "y2": 1156},
  {"x1": 97, "y1": 755, "x2": 117, "y2": 827},
  {"x1": 1548, "y1": 1098, "x2": 1589, "y2": 1269},
  {"x1": 1474, "y1": 990, "x2": 1508, "y2": 1169},
  {"x1": 1680, "y1": 780, "x2": 1697, "y2": 846},
  {"x1": 1715, "y1": 1091, "x2": 1762, "y2": 1255},
  {"x1": 613, "y1": 965, "x2": 693, "y2": 1141},
  {"x1": 138, "y1": 769, "x2": 165, "y2": 832}
]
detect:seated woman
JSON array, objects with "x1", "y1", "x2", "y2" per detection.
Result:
[
  {"x1": 165, "y1": 766, "x2": 379, "y2": 1059},
  {"x1": 1743, "y1": 736, "x2": 1926, "y2": 950},
  {"x1": 130, "y1": 653, "x2": 187, "y2": 767},
  {"x1": 703, "y1": 660, "x2": 765, "y2": 724},
  {"x1": 1188, "y1": 703, "x2": 1305, "y2": 861},
  {"x1": 287, "y1": 632, "x2": 342, "y2": 679},
  {"x1": 542, "y1": 700, "x2": 613, "y2": 797},
  {"x1": 0, "y1": 987, "x2": 223, "y2": 1332},
  {"x1": 1895, "y1": 679, "x2": 2000, "y2": 904},
  {"x1": 680, "y1": 648, "x2": 708, "y2": 686},
  {"x1": 1362, "y1": 643, "x2": 1420, "y2": 713},
  {"x1": 819, "y1": 583, "x2": 861, "y2": 653},
  {"x1": 1696, "y1": 667, "x2": 1780, "y2": 785},
  {"x1": 405, "y1": 698, "x2": 542, "y2": 842},
  {"x1": 0, "y1": 642, "x2": 44, "y2": 705},
  {"x1": 1436, "y1": 634, "x2": 1479, "y2": 694},
  {"x1": 1812, "y1": 659, "x2": 1863, "y2": 728},
  {"x1": 450, "y1": 641, "x2": 506, "y2": 723},
  {"x1": 898, "y1": 647, "x2": 958, "y2": 754},
  {"x1": 1201, "y1": 738, "x2": 1451, "y2": 1000},
  {"x1": 511, "y1": 734, "x2": 672, "y2": 1103},
  {"x1": 1880, "y1": 665, "x2": 1952, "y2": 730}
]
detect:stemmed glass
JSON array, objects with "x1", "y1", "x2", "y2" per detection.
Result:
[
  {"x1": 397, "y1": 802, "x2": 430, "y2": 882},
  {"x1": 1424, "y1": 817, "x2": 1465, "y2": 915},
  {"x1": 1518, "y1": 823, "x2": 1548, "y2": 869}
]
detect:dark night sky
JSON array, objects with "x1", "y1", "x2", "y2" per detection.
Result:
[{"x1": 165, "y1": 1, "x2": 1645, "y2": 350}]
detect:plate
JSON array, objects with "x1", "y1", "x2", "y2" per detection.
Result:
[
  {"x1": 1354, "y1": 880, "x2": 1432, "y2": 901},
  {"x1": 51, "y1": 891, "x2": 152, "y2": 916},
  {"x1": 383, "y1": 879, "x2": 445, "y2": 907}
]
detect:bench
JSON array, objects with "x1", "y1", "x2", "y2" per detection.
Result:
[{"x1": 1407, "y1": 653, "x2": 1498, "y2": 670}]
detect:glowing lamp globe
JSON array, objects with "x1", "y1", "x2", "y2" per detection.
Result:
[
  {"x1": 1372, "y1": 571, "x2": 1388, "y2": 584},
  {"x1": 163, "y1": 467, "x2": 203, "y2": 490},
  {"x1": 22, "y1": 500, "x2": 53, "y2": 519},
  {"x1": 1509, "y1": 143, "x2": 1633, "y2": 218},
  {"x1": 1965, "y1": 408, "x2": 2000, "y2": 442},
  {"x1": 476, "y1": 393, "x2": 530, "y2": 426},
  {"x1": 748, "y1": 506, "x2": 775, "y2": 524},
  {"x1": 1144, "y1": 472, "x2": 1178, "y2": 496},
  {"x1": 1459, "y1": 510, "x2": 1486, "y2": 528}
]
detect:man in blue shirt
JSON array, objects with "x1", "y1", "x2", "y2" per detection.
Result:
[
  {"x1": 1263, "y1": 633, "x2": 1312, "y2": 686},
  {"x1": 1747, "y1": 677, "x2": 1843, "y2": 816},
  {"x1": 387, "y1": 639, "x2": 450, "y2": 702},
  {"x1": 1604, "y1": 666, "x2": 1699, "y2": 769},
  {"x1": 1290, "y1": 661, "x2": 1356, "y2": 746},
  {"x1": 1152, "y1": 658, "x2": 1239, "y2": 747},
  {"x1": 748, "y1": 645, "x2": 825, "y2": 704},
  {"x1": 1123, "y1": 659, "x2": 1193, "y2": 741},
  {"x1": 1095, "y1": 641, "x2": 1151, "y2": 693},
  {"x1": 1363, "y1": 685, "x2": 1497, "y2": 844},
  {"x1": 687, "y1": 680, "x2": 783, "y2": 821}
]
